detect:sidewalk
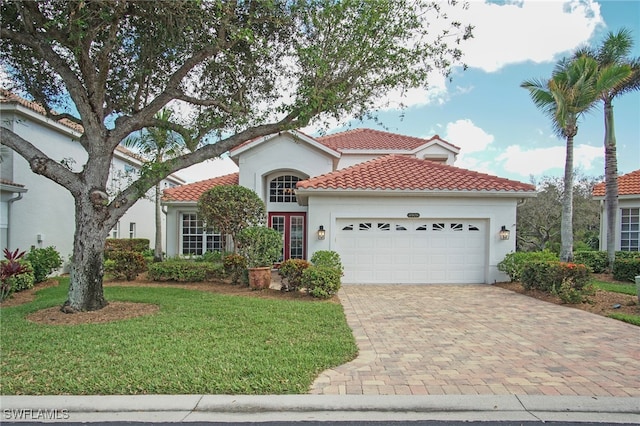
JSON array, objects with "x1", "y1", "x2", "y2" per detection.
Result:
[{"x1": 2, "y1": 394, "x2": 639, "y2": 423}]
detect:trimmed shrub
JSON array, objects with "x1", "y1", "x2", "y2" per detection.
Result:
[
  {"x1": 105, "y1": 250, "x2": 147, "y2": 281},
  {"x1": 572, "y1": 251, "x2": 608, "y2": 274},
  {"x1": 521, "y1": 261, "x2": 591, "y2": 302},
  {"x1": 104, "y1": 238, "x2": 150, "y2": 259},
  {"x1": 236, "y1": 226, "x2": 283, "y2": 268},
  {"x1": 310, "y1": 250, "x2": 344, "y2": 273},
  {"x1": 223, "y1": 253, "x2": 247, "y2": 285},
  {"x1": 616, "y1": 251, "x2": 640, "y2": 260},
  {"x1": 278, "y1": 259, "x2": 311, "y2": 292},
  {"x1": 147, "y1": 260, "x2": 224, "y2": 282},
  {"x1": 2, "y1": 260, "x2": 35, "y2": 293},
  {"x1": 25, "y1": 246, "x2": 63, "y2": 283},
  {"x1": 612, "y1": 257, "x2": 640, "y2": 283},
  {"x1": 303, "y1": 266, "x2": 342, "y2": 299},
  {"x1": 497, "y1": 251, "x2": 557, "y2": 282}
]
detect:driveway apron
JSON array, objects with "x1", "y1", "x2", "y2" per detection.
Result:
[{"x1": 310, "y1": 284, "x2": 640, "y2": 397}]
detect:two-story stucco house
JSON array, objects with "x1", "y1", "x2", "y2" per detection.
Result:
[
  {"x1": 0, "y1": 90, "x2": 185, "y2": 265},
  {"x1": 163, "y1": 129, "x2": 537, "y2": 284}
]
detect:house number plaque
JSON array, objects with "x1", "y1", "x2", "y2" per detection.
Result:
[{"x1": 407, "y1": 213, "x2": 420, "y2": 218}]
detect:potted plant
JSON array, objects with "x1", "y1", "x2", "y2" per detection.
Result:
[{"x1": 236, "y1": 226, "x2": 283, "y2": 289}]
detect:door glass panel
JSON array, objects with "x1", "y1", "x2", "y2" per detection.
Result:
[
  {"x1": 290, "y1": 216, "x2": 304, "y2": 259},
  {"x1": 271, "y1": 215, "x2": 285, "y2": 262}
]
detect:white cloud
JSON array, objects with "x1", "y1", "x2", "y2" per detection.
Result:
[
  {"x1": 443, "y1": 119, "x2": 495, "y2": 153},
  {"x1": 495, "y1": 143, "x2": 603, "y2": 176},
  {"x1": 455, "y1": 0, "x2": 604, "y2": 72}
]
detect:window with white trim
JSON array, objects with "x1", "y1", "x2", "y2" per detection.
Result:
[
  {"x1": 129, "y1": 222, "x2": 136, "y2": 238},
  {"x1": 620, "y1": 208, "x2": 639, "y2": 251},
  {"x1": 181, "y1": 213, "x2": 225, "y2": 255}
]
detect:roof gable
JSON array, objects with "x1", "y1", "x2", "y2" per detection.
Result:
[
  {"x1": 593, "y1": 169, "x2": 640, "y2": 197},
  {"x1": 316, "y1": 128, "x2": 459, "y2": 153},
  {"x1": 162, "y1": 172, "x2": 239, "y2": 202},
  {"x1": 229, "y1": 130, "x2": 340, "y2": 159},
  {"x1": 296, "y1": 155, "x2": 536, "y2": 193}
]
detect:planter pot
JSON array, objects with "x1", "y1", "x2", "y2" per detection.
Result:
[{"x1": 248, "y1": 267, "x2": 272, "y2": 290}]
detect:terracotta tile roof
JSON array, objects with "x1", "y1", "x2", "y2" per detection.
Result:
[
  {"x1": 593, "y1": 169, "x2": 640, "y2": 197},
  {"x1": 162, "y1": 172, "x2": 239, "y2": 201},
  {"x1": 296, "y1": 155, "x2": 536, "y2": 193},
  {"x1": 0, "y1": 89, "x2": 84, "y2": 133},
  {"x1": 316, "y1": 128, "x2": 459, "y2": 152}
]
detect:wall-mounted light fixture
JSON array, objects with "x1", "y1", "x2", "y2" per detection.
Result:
[
  {"x1": 317, "y1": 225, "x2": 326, "y2": 240},
  {"x1": 499, "y1": 225, "x2": 510, "y2": 240}
]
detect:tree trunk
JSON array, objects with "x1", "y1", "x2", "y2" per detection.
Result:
[
  {"x1": 64, "y1": 195, "x2": 110, "y2": 312},
  {"x1": 603, "y1": 98, "x2": 618, "y2": 270},
  {"x1": 560, "y1": 135, "x2": 574, "y2": 262},
  {"x1": 154, "y1": 182, "x2": 163, "y2": 262}
]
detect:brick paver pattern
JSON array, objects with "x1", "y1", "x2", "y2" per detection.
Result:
[{"x1": 310, "y1": 285, "x2": 640, "y2": 397}]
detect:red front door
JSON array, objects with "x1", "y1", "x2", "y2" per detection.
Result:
[{"x1": 269, "y1": 212, "x2": 306, "y2": 262}]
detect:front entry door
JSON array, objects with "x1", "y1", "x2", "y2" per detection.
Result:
[{"x1": 269, "y1": 212, "x2": 306, "y2": 262}]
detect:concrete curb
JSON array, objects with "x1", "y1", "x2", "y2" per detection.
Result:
[{"x1": 2, "y1": 394, "x2": 640, "y2": 423}]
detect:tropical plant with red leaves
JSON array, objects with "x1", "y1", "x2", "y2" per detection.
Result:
[{"x1": 1, "y1": 248, "x2": 28, "y2": 301}]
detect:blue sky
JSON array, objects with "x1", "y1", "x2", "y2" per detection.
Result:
[{"x1": 181, "y1": 0, "x2": 640, "y2": 184}]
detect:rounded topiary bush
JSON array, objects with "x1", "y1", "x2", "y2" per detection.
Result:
[{"x1": 303, "y1": 266, "x2": 342, "y2": 299}]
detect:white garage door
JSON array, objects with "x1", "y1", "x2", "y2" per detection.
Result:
[{"x1": 336, "y1": 219, "x2": 487, "y2": 284}]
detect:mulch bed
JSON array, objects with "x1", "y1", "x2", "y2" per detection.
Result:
[{"x1": 493, "y1": 274, "x2": 639, "y2": 318}]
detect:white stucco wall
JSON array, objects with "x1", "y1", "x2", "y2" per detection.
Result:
[
  {"x1": 3, "y1": 109, "x2": 85, "y2": 261},
  {"x1": 236, "y1": 134, "x2": 334, "y2": 202},
  {"x1": 304, "y1": 194, "x2": 519, "y2": 284},
  {"x1": 164, "y1": 203, "x2": 191, "y2": 257},
  {"x1": 1, "y1": 104, "x2": 179, "y2": 266}
]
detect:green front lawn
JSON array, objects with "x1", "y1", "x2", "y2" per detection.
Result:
[
  {"x1": 591, "y1": 280, "x2": 637, "y2": 296},
  {"x1": 0, "y1": 278, "x2": 357, "y2": 395}
]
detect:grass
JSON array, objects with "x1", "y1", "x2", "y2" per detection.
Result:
[
  {"x1": 0, "y1": 278, "x2": 358, "y2": 395},
  {"x1": 591, "y1": 279, "x2": 640, "y2": 326},
  {"x1": 591, "y1": 280, "x2": 637, "y2": 295},
  {"x1": 607, "y1": 313, "x2": 640, "y2": 326}
]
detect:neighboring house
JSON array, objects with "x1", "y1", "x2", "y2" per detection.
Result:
[
  {"x1": 0, "y1": 90, "x2": 185, "y2": 266},
  {"x1": 593, "y1": 169, "x2": 640, "y2": 252},
  {"x1": 163, "y1": 129, "x2": 536, "y2": 284}
]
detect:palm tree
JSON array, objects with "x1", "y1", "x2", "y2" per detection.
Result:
[
  {"x1": 576, "y1": 28, "x2": 639, "y2": 268},
  {"x1": 124, "y1": 109, "x2": 184, "y2": 262},
  {"x1": 521, "y1": 56, "x2": 600, "y2": 262}
]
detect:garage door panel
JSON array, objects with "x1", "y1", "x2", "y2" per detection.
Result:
[{"x1": 336, "y1": 218, "x2": 486, "y2": 284}]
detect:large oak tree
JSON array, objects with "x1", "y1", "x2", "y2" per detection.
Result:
[{"x1": 0, "y1": 0, "x2": 472, "y2": 311}]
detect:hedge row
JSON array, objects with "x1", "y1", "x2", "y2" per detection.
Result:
[
  {"x1": 147, "y1": 260, "x2": 224, "y2": 282},
  {"x1": 500, "y1": 250, "x2": 640, "y2": 283},
  {"x1": 104, "y1": 239, "x2": 150, "y2": 258}
]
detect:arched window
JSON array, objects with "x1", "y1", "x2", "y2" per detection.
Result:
[{"x1": 269, "y1": 175, "x2": 301, "y2": 203}]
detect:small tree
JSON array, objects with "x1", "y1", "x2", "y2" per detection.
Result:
[{"x1": 197, "y1": 185, "x2": 265, "y2": 251}]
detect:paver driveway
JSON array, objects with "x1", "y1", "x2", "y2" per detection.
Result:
[{"x1": 310, "y1": 285, "x2": 640, "y2": 397}]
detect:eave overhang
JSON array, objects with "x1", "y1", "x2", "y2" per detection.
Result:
[{"x1": 294, "y1": 187, "x2": 537, "y2": 206}]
